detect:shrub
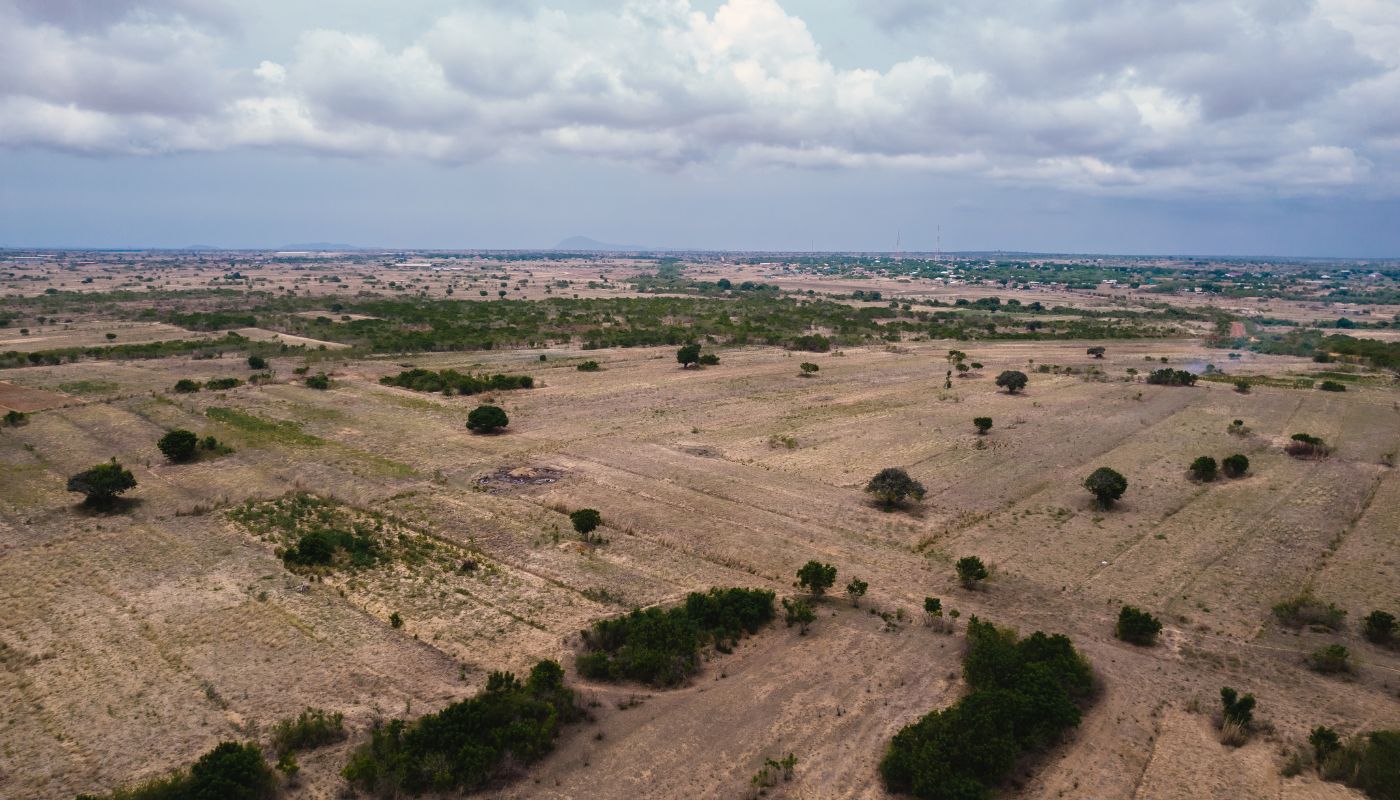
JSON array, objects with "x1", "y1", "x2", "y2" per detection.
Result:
[
  {"x1": 569, "y1": 508, "x2": 602, "y2": 541},
  {"x1": 1087, "y1": 346, "x2": 1105, "y2": 358},
  {"x1": 698, "y1": 353, "x2": 720, "y2": 366},
  {"x1": 380, "y1": 368, "x2": 533, "y2": 395},
  {"x1": 797, "y1": 561, "x2": 837, "y2": 596},
  {"x1": 66, "y1": 459, "x2": 137, "y2": 506},
  {"x1": 576, "y1": 360, "x2": 601, "y2": 371},
  {"x1": 1189, "y1": 456, "x2": 1218, "y2": 482},
  {"x1": 973, "y1": 417, "x2": 992, "y2": 435},
  {"x1": 677, "y1": 343, "x2": 701, "y2": 367},
  {"x1": 799, "y1": 362, "x2": 819, "y2": 376},
  {"x1": 1363, "y1": 610, "x2": 1397, "y2": 646},
  {"x1": 158, "y1": 429, "x2": 200, "y2": 463},
  {"x1": 576, "y1": 588, "x2": 775, "y2": 686},
  {"x1": 879, "y1": 617, "x2": 1094, "y2": 800},
  {"x1": 1273, "y1": 593, "x2": 1346, "y2": 630},
  {"x1": 1307, "y1": 644, "x2": 1353, "y2": 674},
  {"x1": 1083, "y1": 466, "x2": 1128, "y2": 509},
  {"x1": 1320, "y1": 730, "x2": 1400, "y2": 800},
  {"x1": 1222, "y1": 454, "x2": 1249, "y2": 478},
  {"x1": 995, "y1": 370, "x2": 1028, "y2": 393},
  {"x1": 247, "y1": 355, "x2": 267, "y2": 369},
  {"x1": 1286, "y1": 433, "x2": 1332, "y2": 459},
  {"x1": 783, "y1": 597, "x2": 815, "y2": 634},
  {"x1": 304, "y1": 373, "x2": 331, "y2": 390},
  {"x1": 1146, "y1": 368, "x2": 1197, "y2": 386},
  {"x1": 846, "y1": 578, "x2": 868, "y2": 607},
  {"x1": 342, "y1": 660, "x2": 579, "y2": 796},
  {"x1": 173, "y1": 378, "x2": 202, "y2": 393},
  {"x1": 282, "y1": 528, "x2": 385, "y2": 572},
  {"x1": 956, "y1": 556, "x2": 988, "y2": 589},
  {"x1": 865, "y1": 467, "x2": 926, "y2": 508},
  {"x1": 466, "y1": 404, "x2": 509, "y2": 433},
  {"x1": 3, "y1": 409, "x2": 26, "y2": 427},
  {"x1": 204, "y1": 377, "x2": 244, "y2": 391},
  {"x1": 1311, "y1": 726, "x2": 1342, "y2": 762},
  {"x1": 271, "y1": 708, "x2": 346, "y2": 756},
  {"x1": 77, "y1": 741, "x2": 277, "y2": 800},
  {"x1": 789, "y1": 334, "x2": 831, "y2": 352},
  {"x1": 1221, "y1": 686, "x2": 1256, "y2": 728},
  {"x1": 1319, "y1": 380, "x2": 1347, "y2": 392},
  {"x1": 1116, "y1": 606, "x2": 1163, "y2": 646},
  {"x1": 1234, "y1": 379, "x2": 1250, "y2": 393}
]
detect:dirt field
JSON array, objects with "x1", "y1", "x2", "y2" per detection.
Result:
[{"x1": 2, "y1": 334, "x2": 1397, "y2": 799}]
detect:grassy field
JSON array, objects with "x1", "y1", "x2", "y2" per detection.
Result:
[{"x1": 1, "y1": 333, "x2": 1398, "y2": 799}]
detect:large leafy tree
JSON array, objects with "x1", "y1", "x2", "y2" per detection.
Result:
[
  {"x1": 466, "y1": 405, "x2": 509, "y2": 433},
  {"x1": 1083, "y1": 467, "x2": 1128, "y2": 509},
  {"x1": 995, "y1": 370, "x2": 1028, "y2": 394},
  {"x1": 67, "y1": 459, "x2": 137, "y2": 506},
  {"x1": 865, "y1": 468, "x2": 926, "y2": 508}
]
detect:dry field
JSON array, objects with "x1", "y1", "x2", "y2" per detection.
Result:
[{"x1": 1, "y1": 338, "x2": 1398, "y2": 799}]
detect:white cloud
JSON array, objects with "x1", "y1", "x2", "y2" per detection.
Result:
[{"x1": 1, "y1": 0, "x2": 1397, "y2": 198}]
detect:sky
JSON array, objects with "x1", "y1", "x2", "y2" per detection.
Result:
[{"x1": 2, "y1": 0, "x2": 1398, "y2": 256}]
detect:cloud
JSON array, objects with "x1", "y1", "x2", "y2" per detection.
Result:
[{"x1": 1, "y1": 0, "x2": 1397, "y2": 197}]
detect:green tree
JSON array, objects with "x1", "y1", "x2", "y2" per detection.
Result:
[
  {"x1": 995, "y1": 370, "x2": 1028, "y2": 394},
  {"x1": 923, "y1": 597, "x2": 943, "y2": 624},
  {"x1": 569, "y1": 508, "x2": 602, "y2": 542},
  {"x1": 865, "y1": 467, "x2": 926, "y2": 508},
  {"x1": 1309, "y1": 726, "x2": 1341, "y2": 762},
  {"x1": 956, "y1": 556, "x2": 988, "y2": 589},
  {"x1": 1083, "y1": 467, "x2": 1128, "y2": 509},
  {"x1": 467, "y1": 405, "x2": 509, "y2": 433},
  {"x1": 158, "y1": 429, "x2": 200, "y2": 463},
  {"x1": 247, "y1": 355, "x2": 268, "y2": 369},
  {"x1": 677, "y1": 343, "x2": 701, "y2": 368},
  {"x1": 1222, "y1": 454, "x2": 1249, "y2": 478},
  {"x1": 796, "y1": 561, "x2": 837, "y2": 596},
  {"x1": 1189, "y1": 456, "x2": 1218, "y2": 482},
  {"x1": 1087, "y1": 346, "x2": 1106, "y2": 358},
  {"x1": 66, "y1": 459, "x2": 137, "y2": 506},
  {"x1": 973, "y1": 417, "x2": 993, "y2": 435},
  {"x1": 187, "y1": 741, "x2": 277, "y2": 800},
  {"x1": 2, "y1": 409, "x2": 25, "y2": 427},
  {"x1": 305, "y1": 373, "x2": 331, "y2": 390},
  {"x1": 1116, "y1": 606, "x2": 1163, "y2": 646},
  {"x1": 1363, "y1": 610, "x2": 1396, "y2": 645},
  {"x1": 1220, "y1": 687, "x2": 1256, "y2": 727},
  {"x1": 782, "y1": 597, "x2": 815, "y2": 634},
  {"x1": 846, "y1": 578, "x2": 868, "y2": 607},
  {"x1": 799, "y1": 362, "x2": 819, "y2": 376},
  {"x1": 173, "y1": 378, "x2": 202, "y2": 393}
]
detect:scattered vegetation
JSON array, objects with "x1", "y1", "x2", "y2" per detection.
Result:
[
  {"x1": 782, "y1": 597, "x2": 816, "y2": 634},
  {"x1": 304, "y1": 373, "x2": 331, "y2": 390},
  {"x1": 270, "y1": 708, "x2": 347, "y2": 757},
  {"x1": 576, "y1": 588, "x2": 776, "y2": 687},
  {"x1": 379, "y1": 368, "x2": 533, "y2": 396},
  {"x1": 1146, "y1": 368, "x2": 1198, "y2": 386},
  {"x1": 1306, "y1": 644, "x2": 1353, "y2": 675},
  {"x1": 880, "y1": 617, "x2": 1094, "y2": 799},
  {"x1": 77, "y1": 741, "x2": 276, "y2": 800},
  {"x1": 342, "y1": 660, "x2": 580, "y2": 796},
  {"x1": 1286, "y1": 433, "x2": 1332, "y2": 459},
  {"x1": 1363, "y1": 610, "x2": 1397, "y2": 647},
  {"x1": 576, "y1": 360, "x2": 601, "y2": 371},
  {"x1": 1273, "y1": 592, "x2": 1347, "y2": 630}
]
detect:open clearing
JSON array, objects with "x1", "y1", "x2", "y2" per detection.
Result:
[{"x1": 2, "y1": 335, "x2": 1398, "y2": 799}]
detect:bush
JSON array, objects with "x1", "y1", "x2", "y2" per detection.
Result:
[
  {"x1": 995, "y1": 370, "x2": 1028, "y2": 393},
  {"x1": 799, "y1": 362, "x2": 819, "y2": 376},
  {"x1": 466, "y1": 404, "x2": 509, "y2": 433},
  {"x1": 576, "y1": 360, "x2": 601, "y2": 371},
  {"x1": 1326, "y1": 730, "x2": 1400, "y2": 800},
  {"x1": 1307, "y1": 644, "x2": 1353, "y2": 674},
  {"x1": 575, "y1": 588, "x2": 775, "y2": 687},
  {"x1": 879, "y1": 617, "x2": 1093, "y2": 800},
  {"x1": 1221, "y1": 686, "x2": 1256, "y2": 727},
  {"x1": 973, "y1": 417, "x2": 992, "y2": 434},
  {"x1": 797, "y1": 561, "x2": 837, "y2": 596},
  {"x1": 1363, "y1": 610, "x2": 1397, "y2": 646},
  {"x1": 1234, "y1": 379, "x2": 1251, "y2": 393},
  {"x1": 1146, "y1": 368, "x2": 1197, "y2": 386},
  {"x1": 67, "y1": 459, "x2": 137, "y2": 506},
  {"x1": 1189, "y1": 456, "x2": 1217, "y2": 481},
  {"x1": 282, "y1": 528, "x2": 385, "y2": 572},
  {"x1": 783, "y1": 597, "x2": 816, "y2": 634},
  {"x1": 173, "y1": 379, "x2": 202, "y2": 393},
  {"x1": 77, "y1": 741, "x2": 276, "y2": 800},
  {"x1": 342, "y1": 660, "x2": 579, "y2": 796},
  {"x1": 698, "y1": 353, "x2": 720, "y2": 366},
  {"x1": 956, "y1": 556, "x2": 988, "y2": 589},
  {"x1": 270, "y1": 708, "x2": 346, "y2": 756},
  {"x1": 1319, "y1": 380, "x2": 1347, "y2": 392},
  {"x1": 204, "y1": 377, "x2": 244, "y2": 391},
  {"x1": 846, "y1": 578, "x2": 868, "y2": 607},
  {"x1": 158, "y1": 429, "x2": 200, "y2": 463},
  {"x1": 1083, "y1": 466, "x2": 1128, "y2": 509},
  {"x1": 380, "y1": 368, "x2": 533, "y2": 395},
  {"x1": 569, "y1": 508, "x2": 602, "y2": 541},
  {"x1": 677, "y1": 343, "x2": 701, "y2": 367},
  {"x1": 1116, "y1": 606, "x2": 1163, "y2": 646},
  {"x1": 1273, "y1": 593, "x2": 1346, "y2": 630},
  {"x1": 789, "y1": 334, "x2": 831, "y2": 352},
  {"x1": 1286, "y1": 433, "x2": 1332, "y2": 459},
  {"x1": 304, "y1": 373, "x2": 331, "y2": 390},
  {"x1": 247, "y1": 355, "x2": 267, "y2": 369},
  {"x1": 3, "y1": 409, "x2": 27, "y2": 427},
  {"x1": 1222, "y1": 454, "x2": 1249, "y2": 478},
  {"x1": 865, "y1": 467, "x2": 926, "y2": 508}
]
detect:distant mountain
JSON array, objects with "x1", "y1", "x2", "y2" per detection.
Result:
[
  {"x1": 555, "y1": 236, "x2": 652, "y2": 252},
  {"x1": 278, "y1": 242, "x2": 361, "y2": 251},
  {"x1": 181, "y1": 244, "x2": 221, "y2": 251}
]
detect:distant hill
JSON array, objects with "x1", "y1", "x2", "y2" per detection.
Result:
[
  {"x1": 555, "y1": 236, "x2": 651, "y2": 252},
  {"x1": 279, "y1": 242, "x2": 361, "y2": 251}
]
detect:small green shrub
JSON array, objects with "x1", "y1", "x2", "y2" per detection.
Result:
[
  {"x1": 1189, "y1": 456, "x2": 1217, "y2": 481},
  {"x1": 304, "y1": 373, "x2": 331, "y2": 390},
  {"x1": 158, "y1": 429, "x2": 200, "y2": 463},
  {"x1": 1363, "y1": 610, "x2": 1397, "y2": 646},
  {"x1": 173, "y1": 379, "x2": 202, "y2": 393},
  {"x1": 466, "y1": 404, "x2": 509, "y2": 433},
  {"x1": 1273, "y1": 593, "x2": 1346, "y2": 630},
  {"x1": 270, "y1": 708, "x2": 347, "y2": 756},
  {"x1": 783, "y1": 597, "x2": 815, "y2": 634},
  {"x1": 1222, "y1": 454, "x2": 1249, "y2": 478},
  {"x1": 973, "y1": 417, "x2": 992, "y2": 434},
  {"x1": 1116, "y1": 606, "x2": 1163, "y2": 646},
  {"x1": 956, "y1": 556, "x2": 988, "y2": 589},
  {"x1": 1307, "y1": 644, "x2": 1353, "y2": 674},
  {"x1": 576, "y1": 360, "x2": 601, "y2": 371},
  {"x1": 1319, "y1": 380, "x2": 1347, "y2": 392},
  {"x1": 796, "y1": 561, "x2": 837, "y2": 595},
  {"x1": 204, "y1": 377, "x2": 243, "y2": 391}
]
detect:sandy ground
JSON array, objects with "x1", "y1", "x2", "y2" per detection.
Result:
[{"x1": 2, "y1": 337, "x2": 1397, "y2": 799}]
